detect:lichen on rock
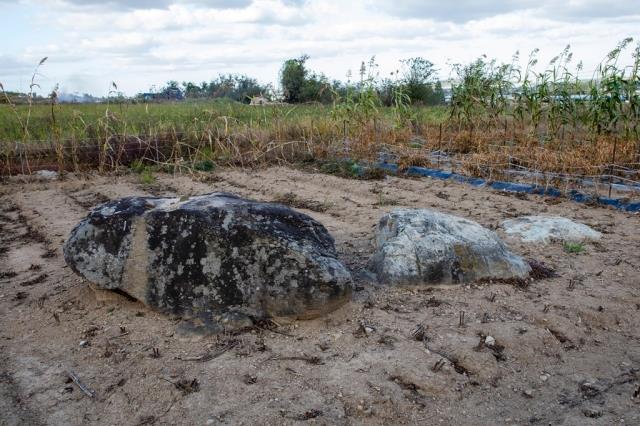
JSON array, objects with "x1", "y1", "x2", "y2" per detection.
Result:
[
  {"x1": 368, "y1": 208, "x2": 531, "y2": 286},
  {"x1": 64, "y1": 192, "x2": 353, "y2": 329}
]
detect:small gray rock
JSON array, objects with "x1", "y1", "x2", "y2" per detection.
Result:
[
  {"x1": 582, "y1": 407, "x2": 602, "y2": 418},
  {"x1": 64, "y1": 193, "x2": 353, "y2": 329},
  {"x1": 368, "y1": 209, "x2": 530, "y2": 285},
  {"x1": 34, "y1": 170, "x2": 59, "y2": 179},
  {"x1": 501, "y1": 216, "x2": 601, "y2": 244}
]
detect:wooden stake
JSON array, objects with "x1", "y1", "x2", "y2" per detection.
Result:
[{"x1": 504, "y1": 118, "x2": 508, "y2": 146}]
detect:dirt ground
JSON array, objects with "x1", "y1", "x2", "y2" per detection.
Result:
[{"x1": 1, "y1": 166, "x2": 639, "y2": 426}]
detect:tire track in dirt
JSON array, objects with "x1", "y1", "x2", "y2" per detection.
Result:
[
  {"x1": 0, "y1": 179, "x2": 175, "y2": 425},
  {"x1": 59, "y1": 176, "x2": 151, "y2": 210},
  {"x1": 0, "y1": 178, "x2": 158, "y2": 426},
  {"x1": 13, "y1": 189, "x2": 87, "y2": 242},
  {"x1": 0, "y1": 191, "x2": 76, "y2": 426},
  {"x1": 0, "y1": 194, "x2": 67, "y2": 305},
  {"x1": 0, "y1": 359, "x2": 45, "y2": 426}
]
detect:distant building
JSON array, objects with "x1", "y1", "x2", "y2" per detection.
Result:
[
  {"x1": 249, "y1": 95, "x2": 270, "y2": 105},
  {"x1": 442, "y1": 87, "x2": 452, "y2": 104}
]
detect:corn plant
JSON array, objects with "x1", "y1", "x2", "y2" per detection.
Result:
[
  {"x1": 388, "y1": 71, "x2": 414, "y2": 128},
  {"x1": 331, "y1": 57, "x2": 381, "y2": 126}
]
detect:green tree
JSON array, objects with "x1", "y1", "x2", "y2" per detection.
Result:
[
  {"x1": 301, "y1": 72, "x2": 334, "y2": 103},
  {"x1": 430, "y1": 81, "x2": 446, "y2": 105},
  {"x1": 280, "y1": 55, "x2": 309, "y2": 103},
  {"x1": 399, "y1": 57, "x2": 445, "y2": 105},
  {"x1": 203, "y1": 74, "x2": 271, "y2": 103},
  {"x1": 182, "y1": 81, "x2": 203, "y2": 98}
]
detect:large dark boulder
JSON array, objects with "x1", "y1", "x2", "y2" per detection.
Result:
[{"x1": 64, "y1": 193, "x2": 352, "y2": 328}]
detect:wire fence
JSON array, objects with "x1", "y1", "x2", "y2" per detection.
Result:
[{"x1": 2, "y1": 129, "x2": 639, "y2": 203}]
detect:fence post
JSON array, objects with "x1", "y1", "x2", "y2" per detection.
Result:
[{"x1": 504, "y1": 118, "x2": 508, "y2": 146}]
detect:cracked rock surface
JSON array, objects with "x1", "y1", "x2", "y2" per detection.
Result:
[{"x1": 63, "y1": 192, "x2": 352, "y2": 327}]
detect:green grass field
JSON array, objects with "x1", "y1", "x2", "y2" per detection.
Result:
[{"x1": 0, "y1": 99, "x2": 449, "y2": 143}]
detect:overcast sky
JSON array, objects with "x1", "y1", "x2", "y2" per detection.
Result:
[{"x1": 1, "y1": 0, "x2": 638, "y2": 96}]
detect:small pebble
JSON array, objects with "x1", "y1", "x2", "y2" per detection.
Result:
[{"x1": 582, "y1": 407, "x2": 602, "y2": 418}]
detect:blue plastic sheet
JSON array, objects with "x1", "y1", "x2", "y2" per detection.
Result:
[
  {"x1": 623, "y1": 202, "x2": 640, "y2": 212},
  {"x1": 405, "y1": 166, "x2": 453, "y2": 180},
  {"x1": 377, "y1": 162, "x2": 399, "y2": 173},
  {"x1": 490, "y1": 181, "x2": 535, "y2": 193},
  {"x1": 568, "y1": 190, "x2": 591, "y2": 203},
  {"x1": 596, "y1": 197, "x2": 621, "y2": 208},
  {"x1": 451, "y1": 174, "x2": 486, "y2": 187},
  {"x1": 368, "y1": 161, "x2": 639, "y2": 213},
  {"x1": 542, "y1": 187, "x2": 563, "y2": 197}
]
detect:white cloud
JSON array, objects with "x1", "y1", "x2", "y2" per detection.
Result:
[{"x1": 0, "y1": 0, "x2": 638, "y2": 95}]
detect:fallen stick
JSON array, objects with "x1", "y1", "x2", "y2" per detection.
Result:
[
  {"x1": 107, "y1": 331, "x2": 130, "y2": 341},
  {"x1": 267, "y1": 355, "x2": 324, "y2": 365},
  {"x1": 254, "y1": 325, "x2": 296, "y2": 338},
  {"x1": 66, "y1": 369, "x2": 96, "y2": 398},
  {"x1": 176, "y1": 341, "x2": 238, "y2": 362}
]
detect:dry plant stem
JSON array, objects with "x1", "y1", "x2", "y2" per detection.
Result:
[{"x1": 66, "y1": 368, "x2": 96, "y2": 398}]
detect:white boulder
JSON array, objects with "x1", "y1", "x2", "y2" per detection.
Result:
[
  {"x1": 501, "y1": 216, "x2": 601, "y2": 244},
  {"x1": 369, "y1": 209, "x2": 531, "y2": 286}
]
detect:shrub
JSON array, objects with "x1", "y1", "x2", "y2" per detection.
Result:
[{"x1": 563, "y1": 242, "x2": 585, "y2": 254}]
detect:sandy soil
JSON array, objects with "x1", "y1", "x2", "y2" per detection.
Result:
[{"x1": 1, "y1": 166, "x2": 639, "y2": 426}]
